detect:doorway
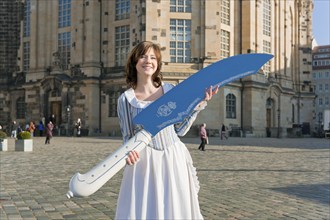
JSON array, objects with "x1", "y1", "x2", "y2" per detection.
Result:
[
  {"x1": 50, "y1": 101, "x2": 62, "y2": 125},
  {"x1": 266, "y1": 98, "x2": 274, "y2": 137}
]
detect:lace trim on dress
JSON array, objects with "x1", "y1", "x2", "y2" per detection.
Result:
[
  {"x1": 124, "y1": 83, "x2": 173, "y2": 109},
  {"x1": 184, "y1": 148, "x2": 201, "y2": 193}
]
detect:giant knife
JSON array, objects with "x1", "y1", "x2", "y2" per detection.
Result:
[{"x1": 66, "y1": 53, "x2": 273, "y2": 198}]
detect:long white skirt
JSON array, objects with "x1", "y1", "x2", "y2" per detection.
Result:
[{"x1": 115, "y1": 141, "x2": 203, "y2": 220}]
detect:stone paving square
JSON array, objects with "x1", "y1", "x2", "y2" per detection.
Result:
[{"x1": 0, "y1": 136, "x2": 329, "y2": 220}]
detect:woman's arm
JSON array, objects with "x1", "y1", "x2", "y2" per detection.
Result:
[
  {"x1": 174, "y1": 85, "x2": 218, "y2": 136},
  {"x1": 117, "y1": 94, "x2": 133, "y2": 143},
  {"x1": 117, "y1": 94, "x2": 141, "y2": 165},
  {"x1": 174, "y1": 101, "x2": 207, "y2": 136}
]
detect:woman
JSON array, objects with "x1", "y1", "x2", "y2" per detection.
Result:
[
  {"x1": 115, "y1": 41, "x2": 218, "y2": 219},
  {"x1": 45, "y1": 121, "x2": 54, "y2": 144},
  {"x1": 28, "y1": 121, "x2": 36, "y2": 137}
]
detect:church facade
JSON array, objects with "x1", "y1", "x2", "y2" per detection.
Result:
[{"x1": 0, "y1": 0, "x2": 315, "y2": 137}]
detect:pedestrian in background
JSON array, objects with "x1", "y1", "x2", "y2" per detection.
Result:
[
  {"x1": 75, "y1": 118, "x2": 82, "y2": 137},
  {"x1": 221, "y1": 123, "x2": 228, "y2": 140},
  {"x1": 198, "y1": 123, "x2": 208, "y2": 151},
  {"x1": 10, "y1": 120, "x2": 18, "y2": 139},
  {"x1": 28, "y1": 121, "x2": 36, "y2": 137},
  {"x1": 17, "y1": 124, "x2": 22, "y2": 134},
  {"x1": 45, "y1": 121, "x2": 54, "y2": 144},
  {"x1": 49, "y1": 114, "x2": 56, "y2": 135},
  {"x1": 38, "y1": 121, "x2": 44, "y2": 136}
]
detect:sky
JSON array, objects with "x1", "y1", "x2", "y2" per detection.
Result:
[{"x1": 312, "y1": 0, "x2": 330, "y2": 46}]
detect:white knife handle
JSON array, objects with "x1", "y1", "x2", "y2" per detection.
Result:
[{"x1": 66, "y1": 129, "x2": 151, "y2": 198}]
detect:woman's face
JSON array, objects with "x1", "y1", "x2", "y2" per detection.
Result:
[{"x1": 136, "y1": 48, "x2": 158, "y2": 78}]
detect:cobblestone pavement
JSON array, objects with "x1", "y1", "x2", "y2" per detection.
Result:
[{"x1": 1, "y1": 136, "x2": 329, "y2": 220}]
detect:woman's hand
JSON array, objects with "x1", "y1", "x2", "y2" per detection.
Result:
[
  {"x1": 126, "y1": 150, "x2": 139, "y2": 166},
  {"x1": 204, "y1": 85, "x2": 219, "y2": 101},
  {"x1": 196, "y1": 85, "x2": 219, "y2": 109}
]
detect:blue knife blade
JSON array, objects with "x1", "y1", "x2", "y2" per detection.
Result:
[
  {"x1": 133, "y1": 53, "x2": 273, "y2": 136},
  {"x1": 66, "y1": 53, "x2": 273, "y2": 198}
]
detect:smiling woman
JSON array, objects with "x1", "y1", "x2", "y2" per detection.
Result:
[{"x1": 114, "y1": 41, "x2": 216, "y2": 220}]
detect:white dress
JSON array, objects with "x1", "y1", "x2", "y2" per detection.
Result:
[{"x1": 115, "y1": 83, "x2": 206, "y2": 220}]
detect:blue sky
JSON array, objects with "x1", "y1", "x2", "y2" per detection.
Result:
[{"x1": 312, "y1": 0, "x2": 330, "y2": 46}]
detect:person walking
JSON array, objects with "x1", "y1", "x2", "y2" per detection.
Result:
[
  {"x1": 75, "y1": 118, "x2": 82, "y2": 137},
  {"x1": 10, "y1": 120, "x2": 18, "y2": 139},
  {"x1": 115, "y1": 41, "x2": 218, "y2": 219},
  {"x1": 38, "y1": 121, "x2": 44, "y2": 136},
  {"x1": 28, "y1": 121, "x2": 36, "y2": 137},
  {"x1": 221, "y1": 123, "x2": 228, "y2": 140},
  {"x1": 198, "y1": 123, "x2": 208, "y2": 151},
  {"x1": 17, "y1": 124, "x2": 22, "y2": 134},
  {"x1": 45, "y1": 121, "x2": 54, "y2": 144}
]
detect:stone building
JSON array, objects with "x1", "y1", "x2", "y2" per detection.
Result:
[
  {"x1": 0, "y1": 0, "x2": 23, "y2": 125},
  {"x1": 0, "y1": 0, "x2": 315, "y2": 137},
  {"x1": 312, "y1": 45, "x2": 330, "y2": 135}
]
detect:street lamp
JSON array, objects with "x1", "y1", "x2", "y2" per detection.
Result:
[{"x1": 67, "y1": 105, "x2": 71, "y2": 136}]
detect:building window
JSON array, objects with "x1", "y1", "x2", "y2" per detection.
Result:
[
  {"x1": 325, "y1": 84, "x2": 329, "y2": 91},
  {"x1": 58, "y1": 32, "x2": 71, "y2": 70},
  {"x1": 263, "y1": 40, "x2": 271, "y2": 74},
  {"x1": 16, "y1": 97, "x2": 25, "y2": 119},
  {"x1": 325, "y1": 97, "x2": 329, "y2": 105},
  {"x1": 58, "y1": 0, "x2": 71, "y2": 28},
  {"x1": 115, "y1": 0, "x2": 130, "y2": 20},
  {"x1": 169, "y1": 19, "x2": 191, "y2": 63},
  {"x1": 170, "y1": 0, "x2": 191, "y2": 13},
  {"x1": 319, "y1": 84, "x2": 323, "y2": 91},
  {"x1": 263, "y1": 0, "x2": 271, "y2": 36},
  {"x1": 108, "y1": 91, "x2": 122, "y2": 117},
  {"x1": 220, "y1": 29, "x2": 230, "y2": 59},
  {"x1": 23, "y1": 42, "x2": 30, "y2": 72},
  {"x1": 220, "y1": 0, "x2": 230, "y2": 25},
  {"x1": 319, "y1": 98, "x2": 323, "y2": 105},
  {"x1": 115, "y1": 25, "x2": 130, "y2": 66},
  {"x1": 23, "y1": 0, "x2": 31, "y2": 37},
  {"x1": 263, "y1": 40, "x2": 271, "y2": 54},
  {"x1": 226, "y1": 93, "x2": 236, "y2": 119}
]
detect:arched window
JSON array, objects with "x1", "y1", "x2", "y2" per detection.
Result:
[
  {"x1": 16, "y1": 97, "x2": 26, "y2": 119},
  {"x1": 226, "y1": 93, "x2": 236, "y2": 118},
  {"x1": 266, "y1": 98, "x2": 273, "y2": 109}
]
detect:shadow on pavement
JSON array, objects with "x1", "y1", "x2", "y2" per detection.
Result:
[
  {"x1": 197, "y1": 168, "x2": 322, "y2": 173},
  {"x1": 271, "y1": 183, "x2": 330, "y2": 205},
  {"x1": 182, "y1": 137, "x2": 330, "y2": 150}
]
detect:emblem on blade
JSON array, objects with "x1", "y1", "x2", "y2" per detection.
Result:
[{"x1": 157, "y1": 102, "x2": 176, "y2": 117}]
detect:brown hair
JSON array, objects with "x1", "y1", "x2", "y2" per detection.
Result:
[{"x1": 125, "y1": 41, "x2": 163, "y2": 89}]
